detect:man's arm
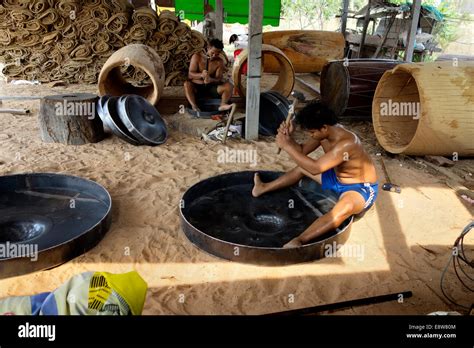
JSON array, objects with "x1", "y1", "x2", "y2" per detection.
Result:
[
  {"x1": 285, "y1": 143, "x2": 347, "y2": 176},
  {"x1": 188, "y1": 54, "x2": 204, "y2": 80},
  {"x1": 301, "y1": 137, "x2": 321, "y2": 155},
  {"x1": 206, "y1": 61, "x2": 224, "y2": 84}
]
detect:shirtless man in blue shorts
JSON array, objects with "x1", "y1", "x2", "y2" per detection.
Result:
[{"x1": 252, "y1": 102, "x2": 379, "y2": 248}]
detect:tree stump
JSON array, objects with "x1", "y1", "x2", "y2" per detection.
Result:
[{"x1": 38, "y1": 94, "x2": 105, "y2": 145}]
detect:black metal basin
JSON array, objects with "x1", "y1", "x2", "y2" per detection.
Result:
[
  {"x1": 0, "y1": 173, "x2": 112, "y2": 278},
  {"x1": 180, "y1": 171, "x2": 353, "y2": 265}
]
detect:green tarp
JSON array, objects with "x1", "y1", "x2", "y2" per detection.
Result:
[{"x1": 174, "y1": 0, "x2": 281, "y2": 26}]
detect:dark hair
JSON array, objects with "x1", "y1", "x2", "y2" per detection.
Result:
[
  {"x1": 295, "y1": 102, "x2": 338, "y2": 130},
  {"x1": 229, "y1": 34, "x2": 238, "y2": 45},
  {"x1": 208, "y1": 38, "x2": 224, "y2": 50}
]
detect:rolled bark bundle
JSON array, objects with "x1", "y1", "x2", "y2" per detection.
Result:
[
  {"x1": 3, "y1": 0, "x2": 29, "y2": 9},
  {"x1": 22, "y1": 34, "x2": 41, "y2": 47},
  {"x1": 158, "y1": 11, "x2": 178, "y2": 34},
  {"x1": 10, "y1": 8, "x2": 33, "y2": 22},
  {"x1": 40, "y1": 60, "x2": 57, "y2": 73},
  {"x1": 92, "y1": 40, "x2": 112, "y2": 56},
  {"x1": 38, "y1": 8, "x2": 59, "y2": 25},
  {"x1": 148, "y1": 31, "x2": 166, "y2": 47},
  {"x1": 232, "y1": 44, "x2": 295, "y2": 97},
  {"x1": 2, "y1": 63, "x2": 24, "y2": 77},
  {"x1": 47, "y1": 47, "x2": 63, "y2": 64},
  {"x1": 0, "y1": 3, "x2": 206, "y2": 86},
  {"x1": 41, "y1": 31, "x2": 60, "y2": 45},
  {"x1": 0, "y1": 29, "x2": 12, "y2": 45},
  {"x1": 157, "y1": 50, "x2": 170, "y2": 64},
  {"x1": 160, "y1": 34, "x2": 179, "y2": 51},
  {"x1": 28, "y1": 0, "x2": 52, "y2": 15},
  {"x1": 190, "y1": 30, "x2": 205, "y2": 48},
  {"x1": 70, "y1": 44, "x2": 91, "y2": 60},
  {"x1": 103, "y1": 0, "x2": 130, "y2": 13},
  {"x1": 23, "y1": 19, "x2": 46, "y2": 33},
  {"x1": 164, "y1": 70, "x2": 186, "y2": 87},
  {"x1": 78, "y1": 19, "x2": 101, "y2": 40},
  {"x1": 132, "y1": 7, "x2": 158, "y2": 30},
  {"x1": 30, "y1": 51, "x2": 48, "y2": 65},
  {"x1": 124, "y1": 24, "x2": 149, "y2": 43},
  {"x1": 84, "y1": 0, "x2": 102, "y2": 9},
  {"x1": 57, "y1": 38, "x2": 77, "y2": 54},
  {"x1": 61, "y1": 23, "x2": 77, "y2": 38},
  {"x1": 105, "y1": 12, "x2": 129, "y2": 34},
  {"x1": 372, "y1": 61, "x2": 474, "y2": 156},
  {"x1": 56, "y1": 0, "x2": 79, "y2": 18},
  {"x1": 91, "y1": 6, "x2": 109, "y2": 23},
  {"x1": 98, "y1": 44, "x2": 165, "y2": 105},
  {"x1": 174, "y1": 22, "x2": 191, "y2": 42}
]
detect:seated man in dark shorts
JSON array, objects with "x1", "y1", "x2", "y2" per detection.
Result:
[
  {"x1": 184, "y1": 38, "x2": 233, "y2": 112},
  {"x1": 252, "y1": 102, "x2": 379, "y2": 248}
]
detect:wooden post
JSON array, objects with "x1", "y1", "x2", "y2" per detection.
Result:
[
  {"x1": 341, "y1": 0, "x2": 350, "y2": 35},
  {"x1": 357, "y1": 0, "x2": 372, "y2": 58},
  {"x1": 215, "y1": 0, "x2": 223, "y2": 41},
  {"x1": 405, "y1": 0, "x2": 422, "y2": 62},
  {"x1": 245, "y1": 0, "x2": 263, "y2": 140}
]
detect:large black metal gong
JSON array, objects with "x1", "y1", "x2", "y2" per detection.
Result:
[
  {"x1": 180, "y1": 171, "x2": 353, "y2": 265},
  {"x1": 0, "y1": 173, "x2": 112, "y2": 278}
]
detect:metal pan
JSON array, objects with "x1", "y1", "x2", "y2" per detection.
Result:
[
  {"x1": 259, "y1": 92, "x2": 289, "y2": 136},
  {"x1": 180, "y1": 171, "x2": 353, "y2": 266},
  {"x1": 102, "y1": 96, "x2": 140, "y2": 145},
  {"x1": 0, "y1": 173, "x2": 112, "y2": 279},
  {"x1": 117, "y1": 95, "x2": 168, "y2": 146}
]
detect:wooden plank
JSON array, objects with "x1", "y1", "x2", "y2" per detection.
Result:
[
  {"x1": 215, "y1": 0, "x2": 223, "y2": 41},
  {"x1": 245, "y1": 0, "x2": 263, "y2": 140},
  {"x1": 373, "y1": 12, "x2": 396, "y2": 58},
  {"x1": 405, "y1": 0, "x2": 422, "y2": 62}
]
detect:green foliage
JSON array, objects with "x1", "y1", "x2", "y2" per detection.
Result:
[{"x1": 281, "y1": 0, "x2": 341, "y2": 29}]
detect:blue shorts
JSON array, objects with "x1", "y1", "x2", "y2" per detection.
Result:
[{"x1": 321, "y1": 169, "x2": 378, "y2": 211}]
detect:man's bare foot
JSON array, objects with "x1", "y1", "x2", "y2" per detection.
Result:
[
  {"x1": 283, "y1": 237, "x2": 303, "y2": 248},
  {"x1": 252, "y1": 173, "x2": 267, "y2": 197},
  {"x1": 191, "y1": 105, "x2": 201, "y2": 112},
  {"x1": 218, "y1": 103, "x2": 232, "y2": 112}
]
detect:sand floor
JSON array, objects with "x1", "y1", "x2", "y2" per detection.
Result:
[{"x1": 0, "y1": 81, "x2": 472, "y2": 315}]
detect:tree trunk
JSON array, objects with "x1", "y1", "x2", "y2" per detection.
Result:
[{"x1": 38, "y1": 94, "x2": 105, "y2": 145}]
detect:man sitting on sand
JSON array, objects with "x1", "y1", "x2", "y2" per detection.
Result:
[
  {"x1": 184, "y1": 38, "x2": 233, "y2": 112},
  {"x1": 252, "y1": 102, "x2": 379, "y2": 248}
]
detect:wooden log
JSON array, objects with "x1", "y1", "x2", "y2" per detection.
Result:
[
  {"x1": 233, "y1": 44, "x2": 295, "y2": 98},
  {"x1": 98, "y1": 44, "x2": 165, "y2": 106},
  {"x1": 372, "y1": 61, "x2": 474, "y2": 156},
  {"x1": 38, "y1": 94, "x2": 105, "y2": 145},
  {"x1": 262, "y1": 30, "x2": 345, "y2": 73}
]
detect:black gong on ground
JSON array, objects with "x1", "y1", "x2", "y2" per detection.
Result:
[
  {"x1": 180, "y1": 171, "x2": 353, "y2": 265},
  {"x1": 0, "y1": 173, "x2": 112, "y2": 278}
]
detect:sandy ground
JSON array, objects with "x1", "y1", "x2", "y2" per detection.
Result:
[{"x1": 0, "y1": 81, "x2": 472, "y2": 315}]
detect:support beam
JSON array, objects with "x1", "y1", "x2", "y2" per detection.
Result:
[
  {"x1": 357, "y1": 0, "x2": 372, "y2": 58},
  {"x1": 244, "y1": 0, "x2": 263, "y2": 141},
  {"x1": 340, "y1": 0, "x2": 350, "y2": 35},
  {"x1": 215, "y1": 0, "x2": 223, "y2": 41},
  {"x1": 405, "y1": 0, "x2": 422, "y2": 62}
]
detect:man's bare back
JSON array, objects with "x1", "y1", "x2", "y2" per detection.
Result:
[{"x1": 317, "y1": 125, "x2": 377, "y2": 185}]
